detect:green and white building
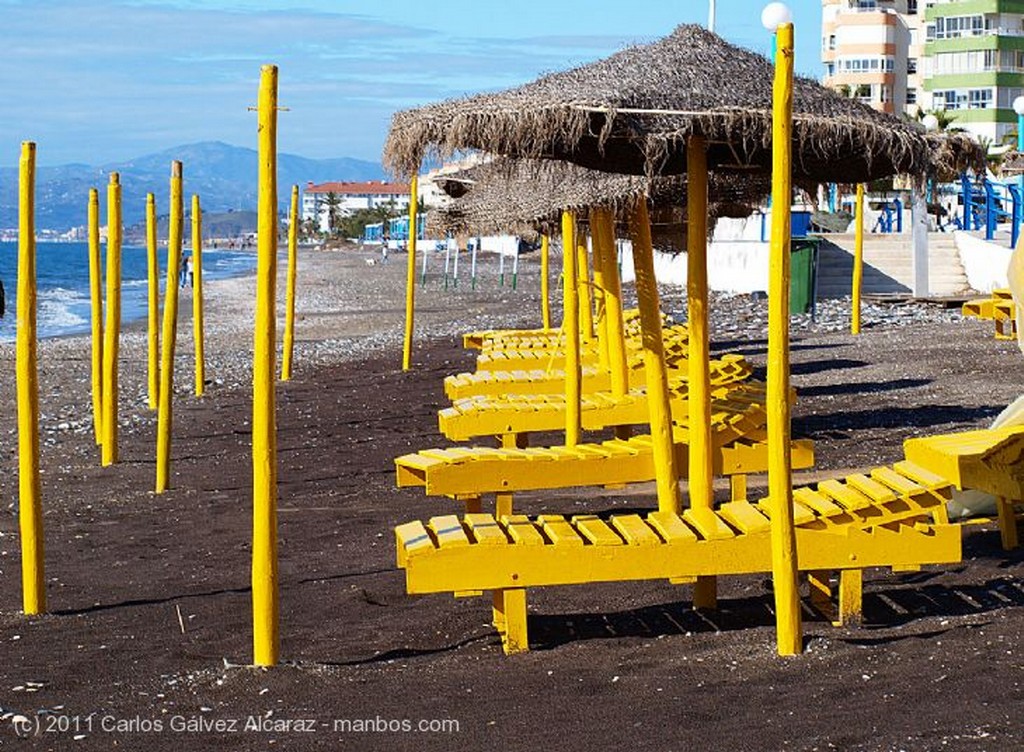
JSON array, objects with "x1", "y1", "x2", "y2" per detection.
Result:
[{"x1": 823, "y1": 0, "x2": 1024, "y2": 144}]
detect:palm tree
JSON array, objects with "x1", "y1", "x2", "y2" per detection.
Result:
[{"x1": 324, "y1": 192, "x2": 342, "y2": 236}]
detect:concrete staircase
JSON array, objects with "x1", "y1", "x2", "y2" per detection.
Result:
[{"x1": 815, "y1": 233, "x2": 969, "y2": 299}]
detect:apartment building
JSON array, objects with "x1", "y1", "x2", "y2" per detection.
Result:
[
  {"x1": 823, "y1": 0, "x2": 1024, "y2": 143},
  {"x1": 301, "y1": 181, "x2": 411, "y2": 233}
]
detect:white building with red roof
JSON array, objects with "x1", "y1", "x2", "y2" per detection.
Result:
[{"x1": 301, "y1": 180, "x2": 412, "y2": 232}]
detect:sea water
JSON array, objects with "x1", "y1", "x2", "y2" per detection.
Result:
[{"x1": 0, "y1": 242, "x2": 257, "y2": 341}]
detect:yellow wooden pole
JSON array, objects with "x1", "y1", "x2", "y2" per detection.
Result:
[
  {"x1": 252, "y1": 63, "x2": 280, "y2": 667},
  {"x1": 540, "y1": 234, "x2": 551, "y2": 330},
  {"x1": 589, "y1": 213, "x2": 610, "y2": 374},
  {"x1": 687, "y1": 136, "x2": 718, "y2": 609},
  {"x1": 156, "y1": 162, "x2": 184, "y2": 494},
  {"x1": 192, "y1": 194, "x2": 205, "y2": 396},
  {"x1": 401, "y1": 175, "x2": 419, "y2": 371},
  {"x1": 852, "y1": 183, "x2": 864, "y2": 335},
  {"x1": 561, "y1": 211, "x2": 582, "y2": 447},
  {"x1": 591, "y1": 208, "x2": 629, "y2": 398},
  {"x1": 282, "y1": 184, "x2": 299, "y2": 380},
  {"x1": 101, "y1": 172, "x2": 122, "y2": 467},
  {"x1": 17, "y1": 141, "x2": 44, "y2": 615},
  {"x1": 146, "y1": 193, "x2": 159, "y2": 410},
  {"x1": 629, "y1": 199, "x2": 680, "y2": 515},
  {"x1": 687, "y1": 136, "x2": 713, "y2": 512},
  {"x1": 767, "y1": 21, "x2": 803, "y2": 656},
  {"x1": 88, "y1": 188, "x2": 103, "y2": 444},
  {"x1": 576, "y1": 234, "x2": 594, "y2": 343}
]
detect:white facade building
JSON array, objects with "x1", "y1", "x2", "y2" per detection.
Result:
[{"x1": 301, "y1": 181, "x2": 411, "y2": 233}]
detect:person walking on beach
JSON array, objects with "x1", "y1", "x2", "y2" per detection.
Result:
[
  {"x1": 180, "y1": 254, "x2": 192, "y2": 288},
  {"x1": 381, "y1": 233, "x2": 389, "y2": 265}
]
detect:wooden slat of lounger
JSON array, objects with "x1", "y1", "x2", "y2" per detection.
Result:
[
  {"x1": 572, "y1": 515, "x2": 626, "y2": 546},
  {"x1": 756, "y1": 497, "x2": 818, "y2": 527},
  {"x1": 539, "y1": 515, "x2": 585, "y2": 546},
  {"x1": 683, "y1": 507, "x2": 736, "y2": 540},
  {"x1": 893, "y1": 460, "x2": 952, "y2": 491},
  {"x1": 646, "y1": 511, "x2": 699, "y2": 543},
  {"x1": 845, "y1": 473, "x2": 898, "y2": 504},
  {"x1": 395, "y1": 520, "x2": 435, "y2": 566},
  {"x1": 501, "y1": 515, "x2": 546, "y2": 546},
  {"x1": 818, "y1": 479, "x2": 872, "y2": 512},
  {"x1": 718, "y1": 501, "x2": 770, "y2": 534},
  {"x1": 793, "y1": 487, "x2": 844, "y2": 517},
  {"x1": 427, "y1": 515, "x2": 470, "y2": 549},
  {"x1": 870, "y1": 466, "x2": 925, "y2": 496},
  {"x1": 464, "y1": 514, "x2": 510, "y2": 545},
  {"x1": 611, "y1": 514, "x2": 662, "y2": 546}
]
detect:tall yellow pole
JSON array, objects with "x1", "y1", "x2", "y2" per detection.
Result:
[
  {"x1": 146, "y1": 193, "x2": 159, "y2": 410},
  {"x1": 252, "y1": 63, "x2": 280, "y2": 667},
  {"x1": 591, "y1": 208, "x2": 629, "y2": 398},
  {"x1": 282, "y1": 184, "x2": 299, "y2": 380},
  {"x1": 88, "y1": 188, "x2": 103, "y2": 444},
  {"x1": 630, "y1": 199, "x2": 680, "y2": 515},
  {"x1": 540, "y1": 234, "x2": 551, "y2": 330},
  {"x1": 401, "y1": 175, "x2": 419, "y2": 371},
  {"x1": 576, "y1": 235, "x2": 594, "y2": 343},
  {"x1": 687, "y1": 136, "x2": 713, "y2": 511},
  {"x1": 590, "y1": 214, "x2": 610, "y2": 374},
  {"x1": 767, "y1": 22, "x2": 803, "y2": 656},
  {"x1": 156, "y1": 162, "x2": 184, "y2": 494},
  {"x1": 852, "y1": 183, "x2": 865, "y2": 335},
  {"x1": 101, "y1": 172, "x2": 122, "y2": 467},
  {"x1": 192, "y1": 194, "x2": 205, "y2": 396},
  {"x1": 687, "y1": 136, "x2": 717, "y2": 609},
  {"x1": 17, "y1": 141, "x2": 44, "y2": 615},
  {"x1": 561, "y1": 211, "x2": 582, "y2": 447}
]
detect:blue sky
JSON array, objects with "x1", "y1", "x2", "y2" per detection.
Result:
[{"x1": 0, "y1": 0, "x2": 823, "y2": 167}]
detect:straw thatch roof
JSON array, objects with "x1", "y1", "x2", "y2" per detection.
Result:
[
  {"x1": 426, "y1": 158, "x2": 771, "y2": 247},
  {"x1": 385, "y1": 25, "x2": 982, "y2": 183}
]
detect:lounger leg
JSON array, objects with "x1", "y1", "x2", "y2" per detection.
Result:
[
  {"x1": 837, "y1": 569, "x2": 863, "y2": 627},
  {"x1": 492, "y1": 588, "x2": 528, "y2": 654},
  {"x1": 807, "y1": 570, "x2": 835, "y2": 622},
  {"x1": 730, "y1": 474, "x2": 748, "y2": 503},
  {"x1": 495, "y1": 493, "x2": 513, "y2": 518},
  {"x1": 494, "y1": 433, "x2": 527, "y2": 517},
  {"x1": 997, "y1": 497, "x2": 1019, "y2": 551},
  {"x1": 693, "y1": 576, "x2": 717, "y2": 610}
]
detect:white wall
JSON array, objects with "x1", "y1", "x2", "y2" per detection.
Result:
[{"x1": 955, "y1": 231, "x2": 1012, "y2": 292}]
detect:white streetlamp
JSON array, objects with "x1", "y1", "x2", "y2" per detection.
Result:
[
  {"x1": 1013, "y1": 96, "x2": 1024, "y2": 151},
  {"x1": 761, "y1": 2, "x2": 793, "y2": 31},
  {"x1": 708, "y1": 0, "x2": 716, "y2": 32}
]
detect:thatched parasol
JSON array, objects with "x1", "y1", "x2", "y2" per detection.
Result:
[
  {"x1": 426, "y1": 158, "x2": 771, "y2": 245},
  {"x1": 385, "y1": 24, "x2": 980, "y2": 183}
]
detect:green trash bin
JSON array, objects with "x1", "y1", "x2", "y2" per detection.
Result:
[{"x1": 789, "y1": 238, "x2": 818, "y2": 315}]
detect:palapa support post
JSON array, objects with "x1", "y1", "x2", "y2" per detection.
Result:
[
  {"x1": 591, "y1": 209, "x2": 629, "y2": 400},
  {"x1": 540, "y1": 234, "x2": 551, "y2": 329},
  {"x1": 629, "y1": 198, "x2": 680, "y2": 516},
  {"x1": 852, "y1": 183, "x2": 864, "y2": 335},
  {"x1": 101, "y1": 172, "x2": 122, "y2": 467},
  {"x1": 443, "y1": 238, "x2": 451, "y2": 290},
  {"x1": 499, "y1": 249, "x2": 505, "y2": 286},
  {"x1": 146, "y1": 193, "x2": 159, "y2": 410},
  {"x1": 88, "y1": 188, "x2": 103, "y2": 444},
  {"x1": 470, "y1": 240, "x2": 478, "y2": 290},
  {"x1": 402, "y1": 174, "x2": 419, "y2": 371},
  {"x1": 156, "y1": 162, "x2": 184, "y2": 494},
  {"x1": 511, "y1": 246, "x2": 519, "y2": 291},
  {"x1": 452, "y1": 237, "x2": 461, "y2": 287},
  {"x1": 192, "y1": 194, "x2": 205, "y2": 396},
  {"x1": 420, "y1": 238, "x2": 429, "y2": 288},
  {"x1": 767, "y1": 21, "x2": 803, "y2": 656},
  {"x1": 252, "y1": 63, "x2": 280, "y2": 667},
  {"x1": 590, "y1": 216, "x2": 610, "y2": 375},
  {"x1": 576, "y1": 234, "x2": 594, "y2": 343},
  {"x1": 282, "y1": 184, "x2": 299, "y2": 381},
  {"x1": 17, "y1": 141, "x2": 44, "y2": 615},
  {"x1": 687, "y1": 135, "x2": 716, "y2": 609},
  {"x1": 561, "y1": 211, "x2": 582, "y2": 447}
]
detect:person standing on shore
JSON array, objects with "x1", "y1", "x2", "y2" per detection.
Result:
[
  {"x1": 381, "y1": 233, "x2": 389, "y2": 265},
  {"x1": 180, "y1": 254, "x2": 192, "y2": 288}
]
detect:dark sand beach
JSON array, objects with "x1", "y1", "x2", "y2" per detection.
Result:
[{"x1": 1, "y1": 244, "x2": 1023, "y2": 751}]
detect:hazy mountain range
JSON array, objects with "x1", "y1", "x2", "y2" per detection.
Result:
[{"x1": 0, "y1": 141, "x2": 384, "y2": 231}]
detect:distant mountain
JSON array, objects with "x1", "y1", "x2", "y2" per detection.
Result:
[{"x1": 0, "y1": 141, "x2": 383, "y2": 231}]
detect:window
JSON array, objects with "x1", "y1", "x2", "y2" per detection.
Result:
[
  {"x1": 906, "y1": 88, "x2": 917, "y2": 105},
  {"x1": 935, "y1": 15, "x2": 984, "y2": 39},
  {"x1": 925, "y1": 24, "x2": 936, "y2": 41},
  {"x1": 968, "y1": 88, "x2": 992, "y2": 109},
  {"x1": 907, "y1": 0, "x2": 918, "y2": 14},
  {"x1": 825, "y1": 62, "x2": 835, "y2": 77},
  {"x1": 908, "y1": 57, "x2": 917, "y2": 74}
]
